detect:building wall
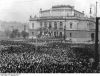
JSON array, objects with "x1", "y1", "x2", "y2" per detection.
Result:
[
  {"x1": 29, "y1": 20, "x2": 40, "y2": 29},
  {"x1": 39, "y1": 20, "x2": 65, "y2": 29},
  {"x1": 66, "y1": 20, "x2": 79, "y2": 30},
  {"x1": 65, "y1": 30, "x2": 95, "y2": 42},
  {"x1": 74, "y1": 10, "x2": 84, "y2": 17},
  {"x1": 40, "y1": 5, "x2": 78, "y2": 17},
  {"x1": 78, "y1": 21, "x2": 88, "y2": 30},
  {"x1": 29, "y1": 19, "x2": 95, "y2": 40},
  {"x1": 38, "y1": 20, "x2": 90, "y2": 30}
]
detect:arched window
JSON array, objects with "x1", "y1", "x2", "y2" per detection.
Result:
[
  {"x1": 70, "y1": 22, "x2": 72, "y2": 29},
  {"x1": 54, "y1": 22, "x2": 57, "y2": 29}
]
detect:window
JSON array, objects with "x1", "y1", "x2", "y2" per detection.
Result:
[
  {"x1": 44, "y1": 22, "x2": 47, "y2": 28},
  {"x1": 70, "y1": 22, "x2": 72, "y2": 29},
  {"x1": 60, "y1": 22, "x2": 63, "y2": 26},
  {"x1": 54, "y1": 32, "x2": 56, "y2": 37},
  {"x1": 32, "y1": 23, "x2": 34, "y2": 28},
  {"x1": 40, "y1": 31, "x2": 42, "y2": 35},
  {"x1": 70, "y1": 33, "x2": 72, "y2": 37},
  {"x1": 32, "y1": 32, "x2": 34, "y2": 35},
  {"x1": 59, "y1": 32, "x2": 62, "y2": 37},
  {"x1": 91, "y1": 33, "x2": 94, "y2": 41},
  {"x1": 40, "y1": 22, "x2": 42, "y2": 27},
  {"x1": 54, "y1": 22, "x2": 57, "y2": 29},
  {"x1": 77, "y1": 23, "x2": 79, "y2": 29},
  {"x1": 49, "y1": 22, "x2": 52, "y2": 29},
  {"x1": 60, "y1": 22, "x2": 63, "y2": 29},
  {"x1": 49, "y1": 32, "x2": 51, "y2": 36}
]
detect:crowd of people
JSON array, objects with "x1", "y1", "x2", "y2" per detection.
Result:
[{"x1": 0, "y1": 40, "x2": 100, "y2": 73}]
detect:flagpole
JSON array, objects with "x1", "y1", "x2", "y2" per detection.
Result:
[
  {"x1": 93, "y1": 1, "x2": 99, "y2": 70},
  {"x1": 96, "y1": 1, "x2": 98, "y2": 17},
  {"x1": 90, "y1": 7, "x2": 92, "y2": 17}
]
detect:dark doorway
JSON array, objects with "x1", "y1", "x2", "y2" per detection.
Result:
[
  {"x1": 91, "y1": 33, "x2": 94, "y2": 41},
  {"x1": 54, "y1": 32, "x2": 56, "y2": 37},
  {"x1": 59, "y1": 32, "x2": 62, "y2": 37}
]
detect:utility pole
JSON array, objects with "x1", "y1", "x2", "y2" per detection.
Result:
[
  {"x1": 96, "y1": 2, "x2": 98, "y2": 17},
  {"x1": 94, "y1": 17, "x2": 99, "y2": 69},
  {"x1": 93, "y1": 1, "x2": 100, "y2": 70}
]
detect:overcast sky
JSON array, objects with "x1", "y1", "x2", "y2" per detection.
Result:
[{"x1": 0, "y1": 0, "x2": 100, "y2": 23}]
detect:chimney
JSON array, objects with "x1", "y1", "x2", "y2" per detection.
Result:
[
  {"x1": 82, "y1": 11, "x2": 84, "y2": 15},
  {"x1": 40, "y1": 8, "x2": 42, "y2": 12}
]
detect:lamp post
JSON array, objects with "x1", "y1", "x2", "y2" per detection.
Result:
[
  {"x1": 64, "y1": 17, "x2": 66, "y2": 41},
  {"x1": 93, "y1": 17, "x2": 99, "y2": 70},
  {"x1": 36, "y1": 36, "x2": 38, "y2": 51}
]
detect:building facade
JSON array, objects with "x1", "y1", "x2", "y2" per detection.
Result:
[{"x1": 29, "y1": 5, "x2": 97, "y2": 42}]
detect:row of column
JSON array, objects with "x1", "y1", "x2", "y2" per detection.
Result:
[{"x1": 40, "y1": 30, "x2": 64, "y2": 38}]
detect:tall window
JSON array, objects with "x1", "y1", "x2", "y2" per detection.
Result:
[
  {"x1": 77, "y1": 23, "x2": 79, "y2": 29},
  {"x1": 49, "y1": 32, "x2": 51, "y2": 36},
  {"x1": 44, "y1": 22, "x2": 47, "y2": 28},
  {"x1": 32, "y1": 32, "x2": 34, "y2": 35},
  {"x1": 60, "y1": 32, "x2": 62, "y2": 37},
  {"x1": 54, "y1": 22, "x2": 57, "y2": 29},
  {"x1": 32, "y1": 23, "x2": 34, "y2": 29},
  {"x1": 70, "y1": 33, "x2": 72, "y2": 37},
  {"x1": 40, "y1": 31, "x2": 42, "y2": 36},
  {"x1": 91, "y1": 33, "x2": 94, "y2": 41},
  {"x1": 54, "y1": 32, "x2": 56, "y2": 37},
  {"x1": 49, "y1": 22, "x2": 52, "y2": 29},
  {"x1": 40, "y1": 22, "x2": 42, "y2": 28},
  {"x1": 60, "y1": 22, "x2": 63, "y2": 29},
  {"x1": 70, "y1": 22, "x2": 72, "y2": 29}
]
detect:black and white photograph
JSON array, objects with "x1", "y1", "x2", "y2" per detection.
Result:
[{"x1": 0, "y1": 0, "x2": 100, "y2": 74}]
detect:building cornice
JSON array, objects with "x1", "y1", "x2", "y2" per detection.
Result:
[
  {"x1": 66, "y1": 29, "x2": 95, "y2": 32},
  {"x1": 29, "y1": 16, "x2": 95, "y2": 23},
  {"x1": 52, "y1": 5, "x2": 74, "y2": 9}
]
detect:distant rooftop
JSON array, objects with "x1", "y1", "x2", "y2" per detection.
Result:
[{"x1": 52, "y1": 5, "x2": 74, "y2": 9}]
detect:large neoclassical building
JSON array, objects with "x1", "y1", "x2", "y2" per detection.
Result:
[{"x1": 29, "y1": 5, "x2": 97, "y2": 42}]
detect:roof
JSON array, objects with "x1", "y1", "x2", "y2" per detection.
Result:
[
  {"x1": 41, "y1": 10, "x2": 50, "y2": 12},
  {"x1": 52, "y1": 5, "x2": 74, "y2": 9},
  {"x1": 74, "y1": 10, "x2": 84, "y2": 15}
]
